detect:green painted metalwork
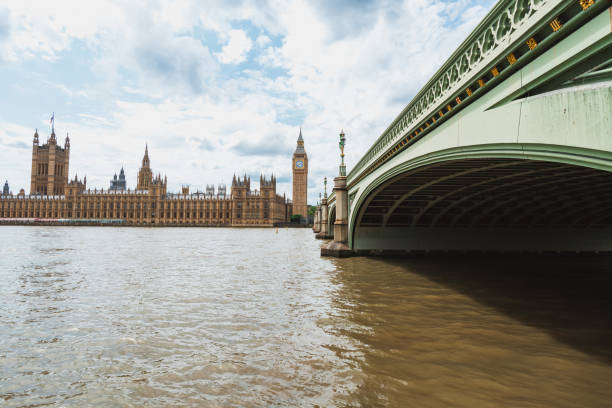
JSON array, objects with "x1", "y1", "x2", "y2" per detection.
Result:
[
  {"x1": 347, "y1": 0, "x2": 610, "y2": 185},
  {"x1": 324, "y1": 2, "x2": 612, "y2": 250}
]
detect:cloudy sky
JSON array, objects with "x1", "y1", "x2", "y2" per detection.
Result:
[{"x1": 0, "y1": 0, "x2": 494, "y2": 202}]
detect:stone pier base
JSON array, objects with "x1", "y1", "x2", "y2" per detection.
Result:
[{"x1": 321, "y1": 241, "x2": 354, "y2": 257}]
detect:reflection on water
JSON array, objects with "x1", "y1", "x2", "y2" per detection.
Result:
[
  {"x1": 328, "y1": 256, "x2": 612, "y2": 407},
  {"x1": 0, "y1": 226, "x2": 611, "y2": 407}
]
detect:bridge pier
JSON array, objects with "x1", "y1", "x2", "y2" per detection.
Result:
[
  {"x1": 313, "y1": 205, "x2": 320, "y2": 233},
  {"x1": 321, "y1": 176, "x2": 353, "y2": 257},
  {"x1": 316, "y1": 197, "x2": 330, "y2": 239}
]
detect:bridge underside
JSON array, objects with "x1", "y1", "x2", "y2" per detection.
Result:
[{"x1": 354, "y1": 158, "x2": 612, "y2": 254}]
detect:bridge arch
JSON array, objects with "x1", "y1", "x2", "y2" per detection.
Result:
[
  {"x1": 327, "y1": 203, "x2": 336, "y2": 239},
  {"x1": 350, "y1": 144, "x2": 612, "y2": 253},
  {"x1": 326, "y1": 0, "x2": 612, "y2": 256}
]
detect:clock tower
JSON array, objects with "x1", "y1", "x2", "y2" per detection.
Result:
[{"x1": 292, "y1": 128, "x2": 308, "y2": 219}]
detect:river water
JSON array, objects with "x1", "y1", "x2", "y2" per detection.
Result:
[{"x1": 1, "y1": 226, "x2": 611, "y2": 407}]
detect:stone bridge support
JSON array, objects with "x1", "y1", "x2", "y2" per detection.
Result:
[
  {"x1": 322, "y1": 176, "x2": 352, "y2": 257},
  {"x1": 313, "y1": 205, "x2": 321, "y2": 233},
  {"x1": 316, "y1": 197, "x2": 330, "y2": 239}
]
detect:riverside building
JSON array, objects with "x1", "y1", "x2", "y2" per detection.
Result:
[{"x1": 0, "y1": 127, "x2": 304, "y2": 226}]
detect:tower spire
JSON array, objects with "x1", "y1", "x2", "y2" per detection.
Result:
[
  {"x1": 142, "y1": 143, "x2": 150, "y2": 168},
  {"x1": 49, "y1": 113, "x2": 57, "y2": 144},
  {"x1": 294, "y1": 128, "x2": 305, "y2": 153}
]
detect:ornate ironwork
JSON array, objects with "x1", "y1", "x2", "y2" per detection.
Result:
[{"x1": 347, "y1": 0, "x2": 572, "y2": 183}]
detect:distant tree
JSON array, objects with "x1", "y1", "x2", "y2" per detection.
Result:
[
  {"x1": 291, "y1": 214, "x2": 302, "y2": 223},
  {"x1": 308, "y1": 205, "x2": 316, "y2": 217}
]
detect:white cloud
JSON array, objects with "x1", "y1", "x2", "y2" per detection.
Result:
[
  {"x1": 215, "y1": 29, "x2": 253, "y2": 64},
  {"x1": 0, "y1": 0, "x2": 124, "y2": 62},
  {"x1": 255, "y1": 34, "x2": 271, "y2": 48},
  {"x1": 0, "y1": 0, "x2": 495, "y2": 203}
]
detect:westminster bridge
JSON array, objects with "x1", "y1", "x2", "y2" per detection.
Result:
[{"x1": 315, "y1": 0, "x2": 612, "y2": 256}]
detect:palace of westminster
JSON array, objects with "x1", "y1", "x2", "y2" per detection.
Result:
[{"x1": 0, "y1": 123, "x2": 310, "y2": 226}]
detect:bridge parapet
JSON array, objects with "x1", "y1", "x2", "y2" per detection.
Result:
[{"x1": 348, "y1": 0, "x2": 607, "y2": 186}]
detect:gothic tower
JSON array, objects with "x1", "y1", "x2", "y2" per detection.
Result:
[
  {"x1": 30, "y1": 125, "x2": 70, "y2": 196},
  {"x1": 135, "y1": 145, "x2": 167, "y2": 195},
  {"x1": 292, "y1": 128, "x2": 308, "y2": 219},
  {"x1": 260, "y1": 174, "x2": 276, "y2": 221},
  {"x1": 137, "y1": 144, "x2": 153, "y2": 190},
  {"x1": 231, "y1": 174, "x2": 250, "y2": 222}
]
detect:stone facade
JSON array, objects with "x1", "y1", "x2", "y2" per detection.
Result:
[
  {"x1": 291, "y1": 129, "x2": 308, "y2": 219},
  {"x1": 0, "y1": 130, "x2": 292, "y2": 226},
  {"x1": 30, "y1": 128, "x2": 70, "y2": 196}
]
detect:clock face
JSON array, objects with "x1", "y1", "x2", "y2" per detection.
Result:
[{"x1": 295, "y1": 160, "x2": 304, "y2": 169}]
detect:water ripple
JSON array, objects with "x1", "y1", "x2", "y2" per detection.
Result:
[{"x1": 0, "y1": 227, "x2": 611, "y2": 407}]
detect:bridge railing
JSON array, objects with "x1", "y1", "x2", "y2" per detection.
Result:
[{"x1": 347, "y1": 0, "x2": 596, "y2": 185}]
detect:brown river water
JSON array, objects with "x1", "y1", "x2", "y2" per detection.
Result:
[{"x1": 1, "y1": 226, "x2": 611, "y2": 407}]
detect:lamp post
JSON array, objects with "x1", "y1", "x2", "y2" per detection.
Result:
[
  {"x1": 324, "y1": 177, "x2": 327, "y2": 198},
  {"x1": 339, "y1": 130, "x2": 346, "y2": 177},
  {"x1": 321, "y1": 129, "x2": 351, "y2": 256}
]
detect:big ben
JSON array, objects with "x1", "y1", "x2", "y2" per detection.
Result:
[{"x1": 292, "y1": 128, "x2": 308, "y2": 219}]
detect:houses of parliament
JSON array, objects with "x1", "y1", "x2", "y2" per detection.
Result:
[{"x1": 0, "y1": 123, "x2": 310, "y2": 226}]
